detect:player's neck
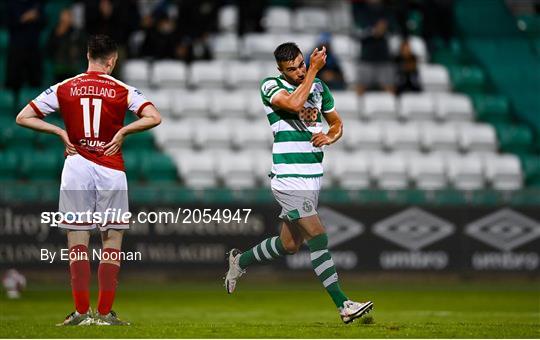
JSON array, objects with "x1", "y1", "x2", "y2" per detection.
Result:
[{"x1": 87, "y1": 63, "x2": 110, "y2": 75}]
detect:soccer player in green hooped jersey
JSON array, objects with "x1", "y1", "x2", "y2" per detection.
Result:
[{"x1": 225, "y1": 42, "x2": 373, "y2": 324}]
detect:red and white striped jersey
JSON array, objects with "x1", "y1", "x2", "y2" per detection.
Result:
[{"x1": 30, "y1": 71, "x2": 152, "y2": 171}]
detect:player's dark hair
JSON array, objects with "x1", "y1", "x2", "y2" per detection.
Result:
[
  {"x1": 274, "y1": 42, "x2": 302, "y2": 63},
  {"x1": 87, "y1": 34, "x2": 118, "y2": 60}
]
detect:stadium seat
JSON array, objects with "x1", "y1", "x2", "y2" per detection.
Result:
[
  {"x1": 211, "y1": 33, "x2": 240, "y2": 59},
  {"x1": 152, "y1": 119, "x2": 196, "y2": 149},
  {"x1": 419, "y1": 64, "x2": 450, "y2": 92},
  {"x1": 370, "y1": 152, "x2": 408, "y2": 189},
  {"x1": 340, "y1": 60, "x2": 359, "y2": 85},
  {"x1": 140, "y1": 152, "x2": 177, "y2": 183},
  {"x1": 342, "y1": 120, "x2": 383, "y2": 150},
  {"x1": 243, "y1": 33, "x2": 277, "y2": 59},
  {"x1": 217, "y1": 151, "x2": 256, "y2": 189},
  {"x1": 484, "y1": 154, "x2": 523, "y2": 190},
  {"x1": 171, "y1": 90, "x2": 210, "y2": 118},
  {"x1": 494, "y1": 123, "x2": 534, "y2": 154},
  {"x1": 447, "y1": 154, "x2": 484, "y2": 190},
  {"x1": 263, "y1": 7, "x2": 292, "y2": 33},
  {"x1": 361, "y1": 92, "x2": 397, "y2": 121},
  {"x1": 519, "y1": 154, "x2": 540, "y2": 187},
  {"x1": 434, "y1": 93, "x2": 474, "y2": 121},
  {"x1": 218, "y1": 5, "x2": 238, "y2": 33},
  {"x1": 232, "y1": 121, "x2": 272, "y2": 150},
  {"x1": 121, "y1": 59, "x2": 150, "y2": 88},
  {"x1": 0, "y1": 90, "x2": 15, "y2": 113},
  {"x1": 329, "y1": 1, "x2": 354, "y2": 33},
  {"x1": 245, "y1": 90, "x2": 266, "y2": 120},
  {"x1": 332, "y1": 91, "x2": 360, "y2": 120},
  {"x1": 457, "y1": 123, "x2": 497, "y2": 152},
  {"x1": 122, "y1": 151, "x2": 142, "y2": 182},
  {"x1": 293, "y1": 7, "x2": 330, "y2": 32},
  {"x1": 389, "y1": 35, "x2": 429, "y2": 63},
  {"x1": 382, "y1": 122, "x2": 420, "y2": 151},
  {"x1": 419, "y1": 122, "x2": 459, "y2": 151},
  {"x1": 0, "y1": 151, "x2": 19, "y2": 181},
  {"x1": 142, "y1": 89, "x2": 172, "y2": 116},
  {"x1": 249, "y1": 150, "x2": 273, "y2": 186},
  {"x1": 470, "y1": 94, "x2": 511, "y2": 123},
  {"x1": 276, "y1": 33, "x2": 318, "y2": 53},
  {"x1": 1, "y1": 125, "x2": 37, "y2": 151},
  {"x1": 225, "y1": 61, "x2": 262, "y2": 89},
  {"x1": 209, "y1": 90, "x2": 247, "y2": 119},
  {"x1": 35, "y1": 132, "x2": 65, "y2": 151},
  {"x1": 176, "y1": 151, "x2": 218, "y2": 188},
  {"x1": 398, "y1": 93, "x2": 435, "y2": 121},
  {"x1": 194, "y1": 119, "x2": 232, "y2": 150},
  {"x1": 123, "y1": 130, "x2": 155, "y2": 150},
  {"x1": 331, "y1": 35, "x2": 360, "y2": 61},
  {"x1": 408, "y1": 154, "x2": 447, "y2": 190},
  {"x1": 17, "y1": 88, "x2": 42, "y2": 110},
  {"x1": 189, "y1": 61, "x2": 227, "y2": 88},
  {"x1": 152, "y1": 60, "x2": 187, "y2": 88},
  {"x1": 330, "y1": 151, "x2": 371, "y2": 189},
  {"x1": 449, "y1": 65, "x2": 486, "y2": 94},
  {"x1": 20, "y1": 150, "x2": 63, "y2": 181}
]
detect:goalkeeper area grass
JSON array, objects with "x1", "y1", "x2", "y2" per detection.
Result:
[{"x1": 1, "y1": 275, "x2": 538, "y2": 338}]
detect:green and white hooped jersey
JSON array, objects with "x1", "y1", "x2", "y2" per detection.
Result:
[{"x1": 260, "y1": 76, "x2": 335, "y2": 179}]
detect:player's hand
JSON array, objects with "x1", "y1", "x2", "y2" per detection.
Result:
[
  {"x1": 311, "y1": 132, "x2": 332, "y2": 147},
  {"x1": 104, "y1": 131, "x2": 125, "y2": 156},
  {"x1": 309, "y1": 46, "x2": 327, "y2": 72},
  {"x1": 59, "y1": 130, "x2": 77, "y2": 155}
]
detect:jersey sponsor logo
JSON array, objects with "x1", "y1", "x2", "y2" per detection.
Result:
[
  {"x1": 466, "y1": 209, "x2": 540, "y2": 270},
  {"x1": 79, "y1": 138, "x2": 106, "y2": 149},
  {"x1": 70, "y1": 86, "x2": 117, "y2": 98},
  {"x1": 373, "y1": 207, "x2": 454, "y2": 269},
  {"x1": 45, "y1": 88, "x2": 53, "y2": 95}
]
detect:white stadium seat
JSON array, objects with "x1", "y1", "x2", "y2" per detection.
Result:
[
  {"x1": 329, "y1": 2, "x2": 354, "y2": 33},
  {"x1": 217, "y1": 151, "x2": 256, "y2": 189},
  {"x1": 420, "y1": 122, "x2": 459, "y2": 151},
  {"x1": 189, "y1": 61, "x2": 227, "y2": 88},
  {"x1": 122, "y1": 59, "x2": 150, "y2": 88},
  {"x1": 225, "y1": 61, "x2": 262, "y2": 89},
  {"x1": 329, "y1": 151, "x2": 371, "y2": 189},
  {"x1": 193, "y1": 118, "x2": 232, "y2": 150},
  {"x1": 434, "y1": 93, "x2": 474, "y2": 121},
  {"x1": 388, "y1": 35, "x2": 428, "y2": 63},
  {"x1": 212, "y1": 33, "x2": 240, "y2": 59},
  {"x1": 342, "y1": 120, "x2": 383, "y2": 150},
  {"x1": 484, "y1": 154, "x2": 523, "y2": 190},
  {"x1": 152, "y1": 60, "x2": 187, "y2": 88},
  {"x1": 361, "y1": 92, "x2": 397, "y2": 121},
  {"x1": 176, "y1": 151, "x2": 218, "y2": 188},
  {"x1": 152, "y1": 120, "x2": 195, "y2": 149},
  {"x1": 171, "y1": 90, "x2": 210, "y2": 118},
  {"x1": 250, "y1": 150, "x2": 273, "y2": 186},
  {"x1": 447, "y1": 154, "x2": 484, "y2": 190},
  {"x1": 218, "y1": 5, "x2": 238, "y2": 33},
  {"x1": 331, "y1": 34, "x2": 360, "y2": 61},
  {"x1": 243, "y1": 33, "x2": 278, "y2": 59},
  {"x1": 245, "y1": 90, "x2": 265, "y2": 120},
  {"x1": 209, "y1": 90, "x2": 247, "y2": 119},
  {"x1": 457, "y1": 123, "x2": 497, "y2": 152},
  {"x1": 408, "y1": 154, "x2": 447, "y2": 190},
  {"x1": 398, "y1": 93, "x2": 435, "y2": 121},
  {"x1": 371, "y1": 152, "x2": 409, "y2": 189},
  {"x1": 332, "y1": 91, "x2": 360, "y2": 119},
  {"x1": 419, "y1": 64, "x2": 450, "y2": 92},
  {"x1": 263, "y1": 7, "x2": 292, "y2": 33},
  {"x1": 339, "y1": 59, "x2": 358, "y2": 85},
  {"x1": 141, "y1": 89, "x2": 172, "y2": 116},
  {"x1": 294, "y1": 8, "x2": 330, "y2": 32},
  {"x1": 233, "y1": 121, "x2": 272, "y2": 150},
  {"x1": 382, "y1": 122, "x2": 420, "y2": 151}
]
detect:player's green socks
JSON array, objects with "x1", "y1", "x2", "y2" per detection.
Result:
[
  {"x1": 239, "y1": 236, "x2": 288, "y2": 269},
  {"x1": 307, "y1": 233, "x2": 348, "y2": 308}
]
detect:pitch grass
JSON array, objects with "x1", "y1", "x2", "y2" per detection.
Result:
[{"x1": 0, "y1": 279, "x2": 538, "y2": 338}]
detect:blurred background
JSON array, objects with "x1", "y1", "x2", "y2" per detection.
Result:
[{"x1": 1, "y1": 0, "x2": 540, "y2": 286}]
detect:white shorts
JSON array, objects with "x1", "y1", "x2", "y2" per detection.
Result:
[
  {"x1": 58, "y1": 154, "x2": 129, "y2": 231},
  {"x1": 271, "y1": 177, "x2": 321, "y2": 221}
]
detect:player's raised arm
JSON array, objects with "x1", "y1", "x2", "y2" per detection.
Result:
[
  {"x1": 271, "y1": 46, "x2": 327, "y2": 113},
  {"x1": 104, "y1": 104, "x2": 161, "y2": 156},
  {"x1": 16, "y1": 103, "x2": 77, "y2": 155}
]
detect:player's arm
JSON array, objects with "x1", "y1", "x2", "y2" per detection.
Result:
[
  {"x1": 15, "y1": 104, "x2": 77, "y2": 155},
  {"x1": 311, "y1": 110, "x2": 343, "y2": 147},
  {"x1": 104, "y1": 104, "x2": 161, "y2": 156},
  {"x1": 271, "y1": 47, "x2": 327, "y2": 113}
]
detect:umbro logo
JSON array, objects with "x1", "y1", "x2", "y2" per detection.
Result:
[
  {"x1": 318, "y1": 207, "x2": 364, "y2": 248},
  {"x1": 373, "y1": 207, "x2": 455, "y2": 251},
  {"x1": 465, "y1": 209, "x2": 540, "y2": 252}
]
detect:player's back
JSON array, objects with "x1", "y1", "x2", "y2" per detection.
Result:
[{"x1": 31, "y1": 71, "x2": 151, "y2": 171}]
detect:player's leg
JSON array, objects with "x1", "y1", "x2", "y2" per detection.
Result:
[
  {"x1": 67, "y1": 230, "x2": 92, "y2": 317},
  {"x1": 296, "y1": 214, "x2": 373, "y2": 323}
]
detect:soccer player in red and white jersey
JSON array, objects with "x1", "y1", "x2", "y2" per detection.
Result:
[{"x1": 16, "y1": 35, "x2": 161, "y2": 325}]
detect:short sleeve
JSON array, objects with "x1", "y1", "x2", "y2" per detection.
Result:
[
  {"x1": 127, "y1": 86, "x2": 153, "y2": 117},
  {"x1": 30, "y1": 84, "x2": 60, "y2": 118},
  {"x1": 260, "y1": 77, "x2": 286, "y2": 106},
  {"x1": 321, "y1": 81, "x2": 335, "y2": 113}
]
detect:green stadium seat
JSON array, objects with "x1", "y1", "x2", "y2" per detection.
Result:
[
  {"x1": 0, "y1": 90, "x2": 15, "y2": 113},
  {"x1": 449, "y1": 65, "x2": 486, "y2": 94},
  {"x1": 123, "y1": 131, "x2": 155, "y2": 150},
  {"x1": 35, "y1": 133, "x2": 65, "y2": 151},
  {"x1": 0, "y1": 151, "x2": 19, "y2": 180},
  {"x1": 470, "y1": 94, "x2": 511, "y2": 123},
  {"x1": 517, "y1": 15, "x2": 540, "y2": 37},
  {"x1": 140, "y1": 152, "x2": 178, "y2": 183},
  {"x1": 518, "y1": 154, "x2": 540, "y2": 187},
  {"x1": 123, "y1": 151, "x2": 143, "y2": 182},
  {"x1": 1, "y1": 125, "x2": 37, "y2": 150},
  {"x1": 17, "y1": 88, "x2": 43, "y2": 110},
  {"x1": 494, "y1": 123, "x2": 534, "y2": 154},
  {"x1": 0, "y1": 29, "x2": 8, "y2": 52},
  {"x1": 19, "y1": 149, "x2": 63, "y2": 181}
]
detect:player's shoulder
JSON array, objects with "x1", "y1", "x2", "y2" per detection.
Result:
[{"x1": 260, "y1": 76, "x2": 281, "y2": 86}]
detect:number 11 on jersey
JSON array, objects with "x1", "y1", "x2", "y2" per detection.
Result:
[{"x1": 80, "y1": 98, "x2": 102, "y2": 138}]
